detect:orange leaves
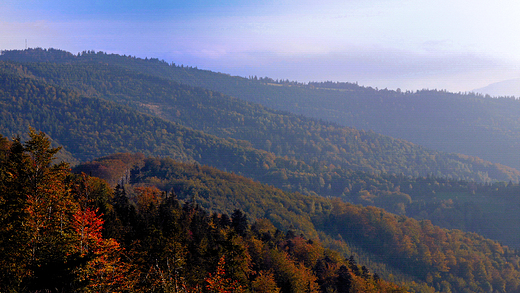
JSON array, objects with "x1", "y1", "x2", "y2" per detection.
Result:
[
  {"x1": 205, "y1": 256, "x2": 244, "y2": 293},
  {"x1": 285, "y1": 236, "x2": 324, "y2": 268},
  {"x1": 74, "y1": 237, "x2": 130, "y2": 293},
  {"x1": 0, "y1": 131, "x2": 132, "y2": 292},
  {"x1": 72, "y1": 206, "x2": 132, "y2": 292},
  {"x1": 134, "y1": 185, "x2": 162, "y2": 212},
  {"x1": 264, "y1": 248, "x2": 320, "y2": 293},
  {"x1": 72, "y1": 207, "x2": 104, "y2": 255}
]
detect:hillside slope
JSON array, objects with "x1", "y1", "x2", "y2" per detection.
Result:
[
  {"x1": 1, "y1": 48, "x2": 519, "y2": 183},
  {"x1": 6, "y1": 66, "x2": 520, "y2": 250},
  {"x1": 0, "y1": 132, "x2": 407, "y2": 292},
  {"x1": 75, "y1": 152, "x2": 520, "y2": 293},
  {"x1": 6, "y1": 49, "x2": 520, "y2": 248},
  {"x1": 1, "y1": 68, "x2": 437, "y2": 202},
  {"x1": 11, "y1": 49, "x2": 518, "y2": 171}
]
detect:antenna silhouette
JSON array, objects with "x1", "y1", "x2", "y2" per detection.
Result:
[{"x1": 25, "y1": 39, "x2": 27, "y2": 49}]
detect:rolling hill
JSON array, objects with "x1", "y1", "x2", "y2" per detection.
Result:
[
  {"x1": 1, "y1": 48, "x2": 518, "y2": 183},
  {"x1": 11, "y1": 49, "x2": 517, "y2": 172},
  {"x1": 4, "y1": 48, "x2": 520, "y2": 248},
  {"x1": 73, "y1": 151, "x2": 520, "y2": 293},
  {"x1": 4, "y1": 48, "x2": 520, "y2": 292}
]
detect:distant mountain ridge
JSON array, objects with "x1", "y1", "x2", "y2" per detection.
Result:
[
  {"x1": 7, "y1": 49, "x2": 520, "y2": 292},
  {"x1": 472, "y1": 78, "x2": 520, "y2": 97},
  {"x1": 1, "y1": 48, "x2": 518, "y2": 183},
  {"x1": 15, "y1": 49, "x2": 516, "y2": 172}
]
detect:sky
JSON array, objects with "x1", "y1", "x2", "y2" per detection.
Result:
[{"x1": 1, "y1": 0, "x2": 520, "y2": 92}]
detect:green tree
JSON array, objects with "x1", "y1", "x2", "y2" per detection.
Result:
[
  {"x1": 0, "y1": 129, "x2": 75, "y2": 291},
  {"x1": 0, "y1": 130, "x2": 128, "y2": 292}
]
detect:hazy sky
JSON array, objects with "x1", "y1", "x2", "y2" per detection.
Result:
[{"x1": 1, "y1": 0, "x2": 519, "y2": 92}]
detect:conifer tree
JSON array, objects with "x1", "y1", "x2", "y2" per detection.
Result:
[{"x1": 0, "y1": 130, "x2": 128, "y2": 292}]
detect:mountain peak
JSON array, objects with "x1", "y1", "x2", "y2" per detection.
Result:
[{"x1": 472, "y1": 78, "x2": 520, "y2": 97}]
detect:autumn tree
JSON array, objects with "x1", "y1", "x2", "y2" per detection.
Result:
[
  {"x1": 0, "y1": 129, "x2": 77, "y2": 291},
  {"x1": 0, "y1": 130, "x2": 128, "y2": 292},
  {"x1": 206, "y1": 256, "x2": 244, "y2": 293}
]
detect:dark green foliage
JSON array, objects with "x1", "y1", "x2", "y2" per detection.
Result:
[
  {"x1": 1, "y1": 50, "x2": 518, "y2": 183},
  {"x1": 96, "y1": 155, "x2": 520, "y2": 292},
  {"x1": 5, "y1": 48, "x2": 516, "y2": 173},
  {"x1": 0, "y1": 68, "x2": 287, "y2": 179},
  {"x1": 5, "y1": 49, "x2": 520, "y2": 292},
  {"x1": 231, "y1": 209, "x2": 249, "y2": 237},
  {"x1": 67, "y1": 50, "x2": 520, "y2": 173},
  {"x1": 5, "y1": 49, "x2": 520, "y2": 249},
  {"x1": 78, "y1": 152, "x2": 520, "y2": 248},
  {"x1": 0, "y1": 131, "x2": 127, "y2": 292},
  {"x1": 337, "y1": 265, "x2": 353, "y2": 292}
]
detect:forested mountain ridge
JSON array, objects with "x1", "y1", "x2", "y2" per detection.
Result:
[
  {"x1": 4, "y1": 131, "x2": 520, "y2": 293},
  {"x1": 0, "y1": 131, "x2": 408, "y2": 292},
  {"x1": 1, "y1": 48, "x2": 519, "y2": 183},
  {"x1": 0, "y1": 68, "x2": 298, "y2": 177},
  {"x1": 5, "y1": 48, "x2": 520, "y2": 292},
  {"x1": 74, "y1": 151, "x2": 520, "y2": 293},
  {"x1": 6, "y1": 48, "x2": 517, "y2": 172},
  {"x1": 77, "y1": 151, "x2": 520, "y2": 249},
  {"x1": 0, "y1": 67, "x2": 445, "y2": 206},
  {"x1": 4, "y1": 49, "x2": 520, "y2": 248}
]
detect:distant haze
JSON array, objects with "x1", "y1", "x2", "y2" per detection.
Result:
[
  {"x1": 472, "y1": 78, "x2": 520, "y2": 98},
  {"x1": 1, "y1": 0, "x2": 520, "y2": 92}
]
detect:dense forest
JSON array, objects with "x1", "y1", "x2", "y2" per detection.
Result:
[
  {"x1": 86, "y1": 156, "x2": 520, "y2": 292},
  {"x1": 4, "y1": 51, "x2": 520, "y2": 247},
  {"x1": 4, "y1": 132, "x2": 520, "y2": 292},
  {"x1": 0, "y1": 131, "x2": 405, "y2": 292},
  {"x1": 3, "y1": 48, "x2": 520, "y2": 292},
  {"x1": 0, "y1": 48, "x2": 518, "y2": 183},
  {"x1": 76, "y1": 151, "x2": 520, "y2": 248},
  {"x1": 5, "y1": 48, "x2": 516, "y2": 171}
]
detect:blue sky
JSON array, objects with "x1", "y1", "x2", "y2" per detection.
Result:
[{"x1": 1, "y1": 0, "x2": 519, "y2": 92}]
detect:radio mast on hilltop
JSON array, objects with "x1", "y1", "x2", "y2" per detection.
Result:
[{"x1": 25, "y1": 39, "x2": 27, "y2": 49}]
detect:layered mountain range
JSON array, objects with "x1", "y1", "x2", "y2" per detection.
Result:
[{"x1": 2, "y1": 48, "x2": 520, "y2": 292}]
